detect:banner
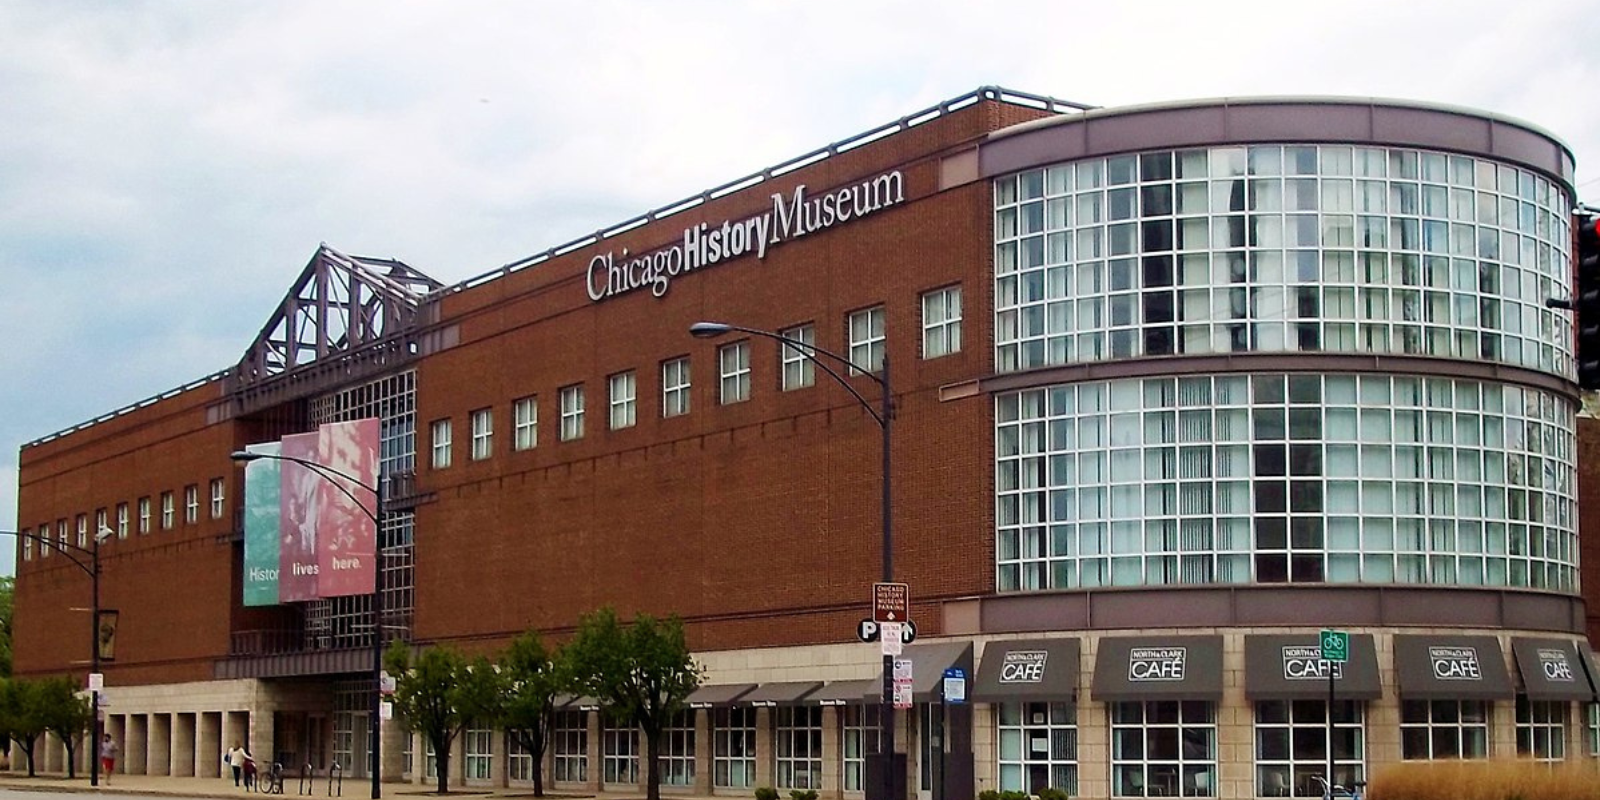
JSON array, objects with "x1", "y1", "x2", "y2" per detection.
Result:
[
  {"x1": 278, "y1": 432, "x2": 321, "y2": 603},
  {"x1": 315, "y1": 419, "x2": 379, "y2": 597},
  {"x1": 96, "y1": 609, "x2": 118, "y2": 662},
  {"x1": 242, "y1": 441, "x2": 282, "y2": 606}
]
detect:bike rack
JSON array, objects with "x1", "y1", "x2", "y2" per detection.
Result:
[
  {"x1": 328, "y1": 762, "x2": 343, "y2": 796},
  {"x1": 298, "y1": 763, "x2": 316, "y2": 796}
]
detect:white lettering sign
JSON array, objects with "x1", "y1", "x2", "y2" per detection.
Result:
[
  {"x1": 999, "y1": 650, "x2": 1049, "y2": 684},
  {"x1": 1282, "y1": 646, "x2": 1344, "y2": 681},
  {"x1": 1128, "y1": 647, "x2": 1186, "y2": 682},
  {"x1": 1537, "y1": 648, "x2": 1575, "y2": 682},
  {"x1": 586, "y1": 171, "x2": 906, "y2": 302},
  {"x1": 1429, "y1": 646, "x2": 1482, "y2": 680}
]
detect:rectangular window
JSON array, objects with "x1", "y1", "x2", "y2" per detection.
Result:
[
  {"x1": 116, "y1": 503, "x2": 129, "y2": 539},
  {"x1": 424, "y1": 741, "x2": 438, "y2": 780},
  {"x1": 553, "y1": 710, "x2": 588, "y2": 783},
  {"x1": 210, "y1": 478, "x2": 225, "y2": 519},
  {"x1": 464, "y1": 727, "x2": 493, "y2": 781},
  {"x1": 775, "y1": 706, "x2": 823, "y2": 790},
  {"x1": 1254, "y1": 700, "x2": 1364, "y2": 797},
  {"x1": 76, "y1": 514, "x2": 88, "y2": 548},
  {"x1": 1588, "y1": 702, "x2": 1599, "y2": 756},
  {"x1": 848, "y1": 305, "x2": 887, "y2": 374},
  {"x1": 22, "y1": 530, "x2": 32, "y2": 561},
  {"x1": 662, "y1": 358, "x2": 691, "y2": 417},
  {"x1": 713, "y1": 706, "x2": 756, "y2": 788},
  {"x1": 997, "y1": 701, "x2": 1080, "y2": 795},
  {"x1": 138, "y1": 498, "x2": 150, "y2": 534},
  {"x1": 780, "y1": 324, "x2": 816, "y2": 391},
  {"x1": 560, "y1": 385, "x2": 585, "y2": 441},
  {"x1": 660, "y1": 710, "x2": 694, "y2": 787},
  {"x1": 1110, "y1": 701, "x2": 1211, "y2": 798},
  {"x1": 1516, "y1": 696, "x2": 1567, "y2": 761},
  {"x1": 719, "y1": 341, "x2": 751, "y2": 404},
  {"x1": 184, "y1": 484, "x2": 199, "y2": 523},
  {"x1": 513, "y1": 396, "x2": 537, "y2": 450},
  {"x1": 94, "y1": 509, "x2": 106, "y2": 543},
  {"x1": 470, "y1": 408, "x2": 493, "y2": 461},
  {"x1": 1401, "y1": 700, "x2": 1489, "y2": 759},
  {"x1": 160, "y1": 493, "x2": 174, "y2": 529},
  {"x1": 610, "y1": 371, "x2": 637, "y2": 430},
  {"x1": 57, "y1": 519, "x2": 68, "y2": 551},
  {"x1": 842, "y1": 704, "x2": 880, "y2": 791},
  {"x1": 922, "y1": 285, "x2": 963, "y2": 358},
  {"x1": 431, "y1": 418, "x2": 453, "y2": 468},
  {"x1": 603, "y1": 721, "x2": 639, "y2": 784},
  {"x1": 507, "y1": 731, "x2": 534, "y2": 782}
]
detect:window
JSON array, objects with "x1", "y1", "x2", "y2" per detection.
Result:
[
  {"x1": 137, "y1": 497, "x2": 150, "y2": 534},
  {"x1": 662, "y1": 358, "x2": 691, "y2": 417},
  {"x1": 184, "y1": 484, "x2": 199, "y2": 523},
  {"x1": 431, "y1": 418, "x2": 453, "y2": 468},
  {"x1": 21, "y1": 530, "x2": 32, "y2": 561},
  {"x1": 210, "y1": 478, "x2": 225, "y2": 519},
  {"x1": 424, "y1": 741, "x2": 438, "y2": 780},
  {"x1": 116, "y1": 503, "x2": 128, "y2": 539},
  {"x1": 513, "y1": 396, "x2": 537, "y2": 450},
  {"x1": 160, "y1": 493, "x2": 174, "y2": 529},
  {"x1": 1588, "y1": 702, "x2": 1599, "y2": 756},
  {"x1": 922, "y1": 286, "x2": 963, "y2": 358},
  {"x1": 713, "y1": 706, "x2": 756, "y2": 788},
  {"x1": 560, "y1": 385, "x2": 585, "y2": 441},
  {"x1": 1401, "y1": 700, "x2": 1489, "y2": 759},
  {"x1": 57, "y1": 519, "x2": 68, "y2": 551},
  {"x1": 508, "y1": 731, "x2": 535, "y2": 782},
  {"x1": 719, "y1": 341, "x2": 751, "y2": 404},
  {"x1": 842, "y1": 704, "x2": 880, "y2": 791},
  {"x1": 659, "y1": 710, "x2": 694, "y2": 786},
  {"x1": 553, "y1": 710, "x2": 587, "y2": 783},
  {"x1": 780, "y1": 324, "x2": 816, "y2": 390},
  {"x1": 848, "y1": 306, "x2": 886, "y2": 374},
  {"x1": 1110, "y1": 701, "x2": 1211, "y2": 798},
  {"x1": 1516, "y1": 696, "x2": 1566, "y2": 761},
  {"x1": 464, "y1": 727, "x2": 493, "y2": 781},
  {"x1": 94, "y1": 509, "x2": 106, "y2": 543},
  {"x1": 470, "y1": 408, "x2": 493, "y2": 460},
  {"x1": 775, "y1": 706, "x2": 822, "y2": 790},
  {"x1": 999, "y1": 701, "x2": 1079, "y2": 795},
  {"x1": 76, "y1": 514, "x2": 88, "y2": 548},
  {"x1": 39, "y1": 523, "x2": 51, "y2": 557},
  {"x1": 1255, "y1": 700, "x2": 1364, "y2": 797},
  {"x1": 610, "y1": 371, "x2": 637, "y2": 430},
  {"x1": 603, "y1": 721, "x2": 639, "y2": 784}
]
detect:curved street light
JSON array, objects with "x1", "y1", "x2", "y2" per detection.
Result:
[
  {"x1": 2, "y1": 525, "x2": 111, "y2": 786},
  {"x1": 229, "y1": 449, "x2": 384, "y2": 800},
  {"x1": 690, "y1": 320, "x2": 899, "y2": 799}
]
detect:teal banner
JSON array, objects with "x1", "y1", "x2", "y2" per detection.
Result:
[{"x1": 243, "y1": 441, "x2": 282, "y2": 605}]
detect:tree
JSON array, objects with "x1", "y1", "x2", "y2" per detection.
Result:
[
  {"x1": 385, "y1": 643, "x2": 503, "y2": 794},
  {"x1": 498, "y1": 631, "x2": 570, "y2": 797},
  {"x1": 0, "y1": 679, "x2": 49, "y2": 777},
  {"x1": 564, "y1": 608, "x2": 702, "y2": 800},
  {"x1": 37, "y1": 676, "x2": 91, "y2": 778},
  {"x1": 0, "y1": 576, "x2": 14, "y2": 678}
]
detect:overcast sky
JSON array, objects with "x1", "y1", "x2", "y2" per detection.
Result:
[{"x1": 3, "y1": 1, "x2": 1599, "y2": 576}]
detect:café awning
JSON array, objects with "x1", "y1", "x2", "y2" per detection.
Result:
[
  {"x1": 739, "y1": 681, "x2": 822, "y2": 706},
  {"x1": 970, "y1": 638, "x2": 1080, "y2": 703},
  {"x1": 1244, "y1": 634, "x2": 1381, "y2": 701},
  {"x1": 1092, "y1": 635, "x2": 1223, "y2": 702},
  {"x1": 1393, "y1": 635, "x2": 1513, "y2": 700},
  {"x1": 1511, "y1": 638, "x2": 1595, "y2": 702},
  {"x1": 684, "y1": 683, "x2": 758, "y2": 708}
]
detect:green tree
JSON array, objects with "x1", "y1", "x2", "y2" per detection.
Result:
[
  {"x1": 564, "y1": 608, "x2": 702, "y2": 800},
  {"x1": 497, "y1": 631, "x2": 569, "y2": 797},
  {"x1": 385, "y1": 643, "x2": 503, "y2": 794},
  {"x1": 0, "y1": 679, "x2": 49, "y2": 777},
  {"x1": 0, "y1": 576, "x2": 14, "y2": 678},
  {"x1": 37, "y1": 675, "x2": 92, "y2": 778}
]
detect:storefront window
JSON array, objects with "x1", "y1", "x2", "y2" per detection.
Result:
[
  {"x1": 997, "y1": 701, "x2": 1077, "y2": 795},
  {"x1": 660, "y1": 710, "x2": 695, "y2": 786},
  {"x1": 714, "y1": 706, "x2": 757, "y2": 788},
  {"x1": 603, "y1": 722, "x2": 638, "y2": 784},
  {"x1": 1515, "y1": 696, "x2": 1566, "y2": 761},
  {"x1": 1400, "y1": 700, "x2": 1489, "y2": 759},
  {"x1": 842, "y1": 704, "x2": 880, "y2": 792},
  {"x1": 776, "y1": 706, "x2": 823, "y2": 789},
  {"x1": 1110, "y1": 701, "x2": 1215, "y2": 797},
  {"x1": 1254, "y1": 700, "x2": 1364, "y2": 796},
  {"x1": 553, "y1": 710, "x2": 587, "y2": 782},
  {"x1": 464, "y1": 727, "x2": 493, "y2": 781}
]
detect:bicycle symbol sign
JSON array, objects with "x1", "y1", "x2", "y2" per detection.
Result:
[{"x1": 1320, "y1": 629, "x2": 1349, "y2": 663}]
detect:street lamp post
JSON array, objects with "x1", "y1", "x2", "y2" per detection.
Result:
[
  {"x1": 229, "y1": 450, "x2": 384, "y2": 800},
  {"x1": 2, "y1": 526, "x2": 108, "y2": 786},
  {"x1": 689, "y1": 321, "x2": 897, "y2": 800}
]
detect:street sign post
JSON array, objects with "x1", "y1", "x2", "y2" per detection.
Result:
[
  {"x1": 873, "y1": 582, "x2": 909, "y2": 622},
  {"x1": 1320, "y1": 630, "x2": 1349, "y2": 663},
  {"x1": 1319, "y1": 629, "x2": 1348, "y2": 798}
]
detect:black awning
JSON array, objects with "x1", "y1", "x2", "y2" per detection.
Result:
[
  {"x1": 1511, "y1": 638, "x2": 1595, "y2": 701},
  {"x1": 867, "y1": 641, "x2": 975, "y2": 701},
  {"x1": 971, "y1": 638, "x2": 1081, "y2": 703},
  {"x1": 1393, "y1": 635, "x2": 1513, "y2": 700},
  {"x1": 739, "y1": 681, "x2": 822, "y2": 706},
  {"x1": 1091, "y1": 635, "x2": 1223, "y2": 702},
  {"x1": 808, "y1": 679, "x2": 879, "y2": 706},
  {"x1": 684, "y1": 683, "x2": 758, "y2": 708},
  {"x1": 1244, "y1": 634, "x2": 1381, "y2": 701},
  {"x1": 1581, "y1": 642, "x2": 1600, "y2": 701}
]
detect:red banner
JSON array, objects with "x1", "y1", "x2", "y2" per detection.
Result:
[
  {"x1": 315, "y1": 419, "x2": 379, "y2": 597},
  {"x1": 278, "y1": 432, "x2": 321, "y2": 602}
]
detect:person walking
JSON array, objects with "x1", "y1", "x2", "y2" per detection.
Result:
[
  {"x1": 227, "y1": 742, "x2": 245, "y2": 786},
  {"x1": 98, "y1": 734, "x2": 117, "y2": 784}
]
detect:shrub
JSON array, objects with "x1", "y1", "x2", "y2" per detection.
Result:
[
  {"x1": 978, "y1": 791, "x2": 1002, "y2": 800},
  {"x1": 1368, "y1": 759, "x2": 1600, "y2": 800},
  {"x1": 789, "y1": 791, "x2": 819, "y2": 800},
  {"x1": 1038, "y1": 788, "x2": 1070, "y2": 800},
  {"x1": 999, "y1": 791, "x2": 1031, "y2": 800},
  {"x1": 754, "y1": 787, "x2": 779, "y2": 800}
]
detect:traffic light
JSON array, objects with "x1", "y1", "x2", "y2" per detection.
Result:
[{"x1": 1576, "y1": 214, "x2": 1600, "y2": 389}]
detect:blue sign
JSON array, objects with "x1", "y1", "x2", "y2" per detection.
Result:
[{"x1": 943, "y1": 667, "x2": 967, "y2": 704}]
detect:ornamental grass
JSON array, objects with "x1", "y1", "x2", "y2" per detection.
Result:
[{"x1": 1368, "y1": 759, "x2": 1600, "y2": 800}]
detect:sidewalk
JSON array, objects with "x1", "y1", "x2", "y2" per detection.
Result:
[{"x1": 0, "y1": 773, "x2": 672, "y2": 800}]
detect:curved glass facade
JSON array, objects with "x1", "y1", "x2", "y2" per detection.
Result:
[
  {"x1": 993, "y1": 145, "x2": 1574, "y2": 376},
  {"x1": 994, "y1": 374, "x2": 1577, "y2": 592}
]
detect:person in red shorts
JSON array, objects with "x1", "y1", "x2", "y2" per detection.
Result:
[{"x1": 99, "y1": 733, "x2": 117, "y2": 783}]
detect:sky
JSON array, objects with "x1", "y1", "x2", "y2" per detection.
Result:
[{"x1": 3, "y1": 0, "x2": 1599, "y2": 576}]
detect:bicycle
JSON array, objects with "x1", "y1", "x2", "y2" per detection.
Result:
[{"x1": 1311, "y1": 775, "x2": 1366, "y2": 800}]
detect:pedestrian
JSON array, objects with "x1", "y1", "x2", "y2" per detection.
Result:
[
  {"x1": 228, "y1": 742, "x2": 245, "y2": 786},
  {"x1": 98, "y1": 733, "x2": 117, "y2": 784},
  {"x1": 242, "y1": 748, "x2": 257, "y2": 790}
]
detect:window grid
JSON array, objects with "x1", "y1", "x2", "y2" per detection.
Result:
[
  {"x1": 842, "y1": 704, "x2": 880, "y2": 792},
  {"x1": 210, "y1": 478, "x2": 225, "y2": 519},
  {"x1": 781, "y1": 324, "x2": 816, "y2": 390},
  {"x1": 431, "y1": 419, "x2": 453, "y2": 469},
  {"x1": 160, "y1": 492, "x2": 174, "y2": 530},
  {"x1": 1588, "y1": 702, "x2": 1599, "y2": 756},
  {"x1": 998, "y1": 701, "x2": 1079, "y2": 796},
  {"x1": 848, "y1": 306, "x2": 886, "y2": 374},
  {"x1": 76, "y1": 514, "x2": 87, "y2": 548},
  {"x1": 660, "y1": 710, "x2": 694, "y2": 786},
  {"x1": 720, "y1": 341, "x2": 751, "y2": 404},
  {"x1": 470, "y1": 408, "x2": 493, "y2": 461},
  {"x1": 56, "y1": 520, "x2": 67, "y2": 552},
  {"x1": 923, "y1": 286, "x2": 963, "y2": 358},
  {"x1": 772, "y1": 706, "x2": 822, "y2": 790},
  {"x1": 560, "y1": 385, "x2": 585, "y2": 441},
  {"x1": 513, "y1": 396, "x2": 537, "y2": 450},
  {"x1": 93, "y1": 510, "x2": 106, "y2": 544},
  {"x1": 610, "y1": 371, "x2": 638, "y2": 430},
  {"x1": 1254, "y1": 700, "x2": 1364, "y2": 797},
  {"x1": 507, "y1": 732, "x2": 534, "y2": 782},
  {"x1": 553, "y1": 710, "x2": 587, "y2": 783},
  {"x1": 1110, "y1": 701, "x2": 1213, "y2": 798},
  {"x1": 995, "y1": 374, "x2": 1577, "y2": 593},
  {"x1": 22, "y1": 531, "x2": 32, "y2": 561},
  {"x1": 184, "y1": 485, "x2": 198, "y2": 523},
  {"x1": 464, "y1": 727, "x2": 493, "y2": 781},
  {"x1": 1400, "y1": 700, "x2": 1489, "y2": 759},
  {"x1": 663, "y1": 358, "x2": 691, "y2": 417},
  {"x1": 1516, "y1": 696, "x2": 1566, "y2": 761},
  {"x1": 993, "y1": 146, "x2": 1574, "y2": 377},
  {"x1": 603, "y1": 722, "x2": 639, "y2": 784},
  {"x1": 713, "y1": 706, "x2": 756, "y2": 788},
  {"x1": 138, "y1": 497, "x2": 150, "y2": 534},
  {"x1": 116, "y1": 503, "x2": 128, "y2": 539}
]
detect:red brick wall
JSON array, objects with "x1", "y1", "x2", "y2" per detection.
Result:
[{"x1": 1579, "y1": 416, "x2": 1600, "y2": 644}]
